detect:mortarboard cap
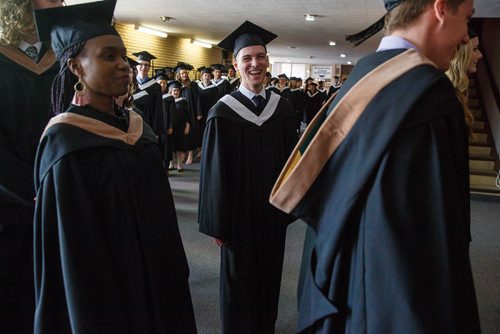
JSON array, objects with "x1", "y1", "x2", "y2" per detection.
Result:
[
  {"x1": 175, "y1": 61, "x2": 194, "y2": 72},
  {"x1": 305, "y1": 77, "x2": 313, "y2": 82},
  {"x1": 265, "y1": 72, "x2": 272, "y2": 77},
  {"x1": 468, "y1": 26, "x2": 477, "y2": 39},
  {"x1": 133, "y1": 51, "x2": 157, "y2": 62},
  {"x1": 228, "y1": 64, "x2": 236, "y2": 71},
  {"x1": 198, "y1": 66, "x2": 212, "y2": 74},
  {"x1": 34, "y1": 0, "x2": 118, "y2": 60},
  {"x1": 164, "y1": 66, "x2": 175, "y2": 73},
  {"x1": 346, "y1": 0, "x2": 407, "y2": 47},
  {"x1": 217, "y1": 20, "x2": 277, "y2": 56},
  {"x1": 168, "y1": 81, "x2": 182, "y2": 91},
  {"x1": 126, "y1": 56, "x2": 139, "y2": 68},
  {"x1": 277, "y1": 73, "x2": 289, "y2": 80},
  {"x1": 211, "y1": 64, "x2": 226, "y2": 71}
]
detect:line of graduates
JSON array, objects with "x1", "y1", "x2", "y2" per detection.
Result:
[{"x1": 128, "y1": 54, "x2": 242, "y2": 172}]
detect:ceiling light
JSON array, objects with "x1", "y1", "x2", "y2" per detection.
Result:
[
  {"x1": 340, "y1": 53, "x2": 346, "y2": 58},
  {"x1": 286, "y1": 59, "x2": 291, "y2": 62},
  {"x1": 329, "y1": 41, "x2": 336, "y2": 46},
  {"x1": 160, "y1": 16, "x2": 172, "y2": 22},
  {"x1": 304, "y1": 14, "x2": 316, "y2": 21},
  {"x1": 191, "y1": 39, "x2": 212, "y2": 48},
  {"x1": 135, "y1": 25, "x2": 168, "y2": 38},
  {"x1": 347, "y1": 61, "x2": 352, "y2": 65}
]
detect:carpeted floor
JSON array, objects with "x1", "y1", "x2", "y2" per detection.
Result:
[{"x1": 169, "y1": 162, "x2": 499, "y2": 334}]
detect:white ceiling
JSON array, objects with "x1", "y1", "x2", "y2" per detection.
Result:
[{"x1": 68, "y1": 0, "x2": 500, "y2": 65}]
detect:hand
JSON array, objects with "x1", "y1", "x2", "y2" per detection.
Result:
[
  {"x1": 197, "y1": 115, "x2": 202, "y2": 120},
  {"x1": 213, "y1": 238, "x2": 228, "y2": 247},
  {"x1": 167, "y1": 128, "x2": 173, "y2": 135}
]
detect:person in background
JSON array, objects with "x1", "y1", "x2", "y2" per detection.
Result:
[
  {"x1": 275, "y1": 73, "x2": 292, "y2": 102},
  {"x1": 0, "y1": 0, "x2": 63, "y2": 332},
  {"x1": 176, "y1": 61, "x2": 200, "y2": 165},
  {"x1": 302, "y1": 81, "x2": 325, "y2": 124},
  {"x1": 326, "y1": 75, "x2": 342, "y2": 100},
  {"x1": 270, "y1": 0, "x2": 480, "y2": 333},
  {"x1": 227, "y1": 64, "x2": 240, "y2": 92},
  {"x1": 446, "y1": 27, "x2": 483, "y2": 142},
  {"x1": 196, "y1": 66, "x2": 218, "y2": 159},
  {"x1": 132, "y1": 50, "x2": 166, "y2": 163},
  {"x1": 169, "y1": 81, "x2": 191, "y2": 172},
  {"x1": 32, "y1": 1, "x2": 197, "y2": 332},
  {"x1": 211, "y1": 63, "x2": 231, "y2": 99},
  {"x1": 157, "y1": 72, "x2": 175, "y2": 170},
  {"x1": 198, "y1": 20, "x2": 297, "y2": 334}
]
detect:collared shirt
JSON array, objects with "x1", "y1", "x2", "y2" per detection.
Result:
[
  {"x1": 376, "y1": 36, "x2": 418, "y2": 52},
  {"x1": 137, "y1": 76, "x2": 150, "y2": 85},
  {"x1": 238, "y1": 84, "x2": 266, "y2": 102},
  {"x1": 18, "y1": 40, "x2": 42, "y2": 54}
]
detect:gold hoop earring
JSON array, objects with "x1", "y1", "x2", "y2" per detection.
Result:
[{"x1": 74, "y1": 80, "x2": 86, "y2": 96}]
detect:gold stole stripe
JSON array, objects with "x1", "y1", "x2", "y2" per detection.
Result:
[
  {"x1": 0, "y1": 45, "x2": 56, "y2": 75},
  {"x1": 270, "y1": 49, "x2": 435, "y2": 213},
  {"x1": 41, "y1": 109, "x2": 143, "y2": 145}
]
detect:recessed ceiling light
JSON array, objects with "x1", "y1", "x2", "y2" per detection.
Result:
[
  {"x1": 329, "y1": 41, "x2": 336, "y2": 46},
  {"x1": 347, "y1": 61, "x2": 352, "y2": 65},
  {"x1": 288, "y1": 46, "x2": 300, "y2": 50},
  {"x1": 304, "y1": 14, "x2": 316, "y2": 21},
  {"x1": 340, "y1": 53, "x2": 346, "y2": 58},
  {"x1": 286, "y1": 59, "x2": 291, "y2": 62}
]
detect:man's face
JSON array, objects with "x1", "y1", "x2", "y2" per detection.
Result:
[
  {"x1": 171, "y1": 87, "x2": 181, "y2": 98},
  {"x1": 228, "y1": 68, "x2": 236, "y2": 78},
  {"x1": 234, "y1": 45, "x2": 269, "y2": 93},
  {"x1": 278, "y1": 77, "x2": 287, "y2": 87},
  {"x1": 136, "y1": 61, "x2": 150, "y2": 78},
  {"x1": 431, "y1": 0, "x2": 474, "y2": 70},
  {"x1": 202, "y1": 72, "x2": 211, "y2": 84},
  {"x1": 213, "y1": 69, "x2": 222, "y2": 80}
]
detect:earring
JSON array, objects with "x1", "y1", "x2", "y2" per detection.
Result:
[{"x1": 74, "y1": 80, "x2": 86, "y2": 96}]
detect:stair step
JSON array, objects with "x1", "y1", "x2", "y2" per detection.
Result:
[
  {"x1": 472, "y1": 121, "x2": 485, "y2": 130},
  {"x1": 473, "y1": 132, "x2": 489, "y2": 144},
  {"x1": 469, "y1": 159, "x2": 495, "y2": 170},
  {"x1": 470, "y1": 173, "x2": 497, "y2": 187},
  {"x1": 471, "y1": 108, "x2": 483, "y2": 119},
  {"x1": 469, "y1": 98, "x2": 480, "y2": 108},
  {"x1": 469, "y1": 145, "x2": 491, "y2": 155}
]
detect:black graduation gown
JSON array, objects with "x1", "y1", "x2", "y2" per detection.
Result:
[
  {"x1": 0, "y1": 45, "x2": 58, "y2": 333},
  {"x1": 133, "y1": 79, "x2": 165, "y2": 136},
  {"x1": 197, "y1": 82, "x2": 218, "y2": 144},
  {"x1": 303, "y1": 90, "x2": 325, "y2": 124},
  {"x1": 161, "y1": 92, "x2": 176, "y2": 162},
  {"x1": 198, "y1": 90, "x2": 298, "y2": 334},
  {"x1": 289, "y1": 88, "x2": 304, "y2": 131},
  {"x1": 290, "y1": 50, "x2": 480, "y2": 333},
  {"x1": 181, "y1": 81, "x2": 201, "y2": 150},
  {"x1": 227, "y1": 77, "x2": 240, "y2": 92},
  {"x1": 33, "y1": 105, "x2": 197, "y2": 333},
  {"x1": 172, "y1": 97, "x2": 190, "y2": 152},
  {"x1": 212, "y1": 78, "x2": 231, "y2": 100}
]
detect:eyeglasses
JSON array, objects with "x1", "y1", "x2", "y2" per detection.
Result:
[{"x1": 138, "y1": 63, "x2": 151, "y2": 68}]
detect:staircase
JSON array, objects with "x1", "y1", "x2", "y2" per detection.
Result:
[{"x1": 468, "y1": 81, "x2": 500, "y2": 198}]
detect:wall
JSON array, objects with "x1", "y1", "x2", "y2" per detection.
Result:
[
  {"x1": 478, "y1": 19, "x2": 500, "y2": 155},
  {"x1": 115, "y1": 23, "x2": 223, "y2": 78}
]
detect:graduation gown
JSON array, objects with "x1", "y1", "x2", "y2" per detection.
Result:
[
  {"x1": 212, "y1": 78, "x2": 231, "y2": 99},
  {"x1": 197, "y1": 82, "x2": 218, "y2": 144},
  {"x1": 227, "y1": 77, "x2": 240, "y2": 92},
  {"x1": 133, "y1": 78, "x2": 165, "y2": 137},
  {"x1": 270, "y1": 49, "x2": 480, "y2": 334},
  {"x1": 198, "y1": 90, "x2": 297, "y2": 334},
  {"x1": 181, "y1": 81, "x2": 201, "y2": 150},
  {"x1": 303, "y1": 90, "x2": 325, "y2": 124},
  {"x1": 33, "y1": 105, "x2": 196, "y2": 333},
  {"x1": 0, "y1": 44, "x2": 58, "y2": 333},
  {"x1": 161, "y1": 92, "x2": 176, "y2": 162},
  {"x1": 172, "y1": 97, "x2": 190, "y2": 152}
]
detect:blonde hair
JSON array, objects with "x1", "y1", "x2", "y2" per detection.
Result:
[
  {"x1": 446, "y1": 41, "x2": 475, "y2": 141},
  {"x1": 0, "y1": 0, "x2": 35, "y2": 46}
]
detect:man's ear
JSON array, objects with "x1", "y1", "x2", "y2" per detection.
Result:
[
  {"x1": 433, "y1": 0, "x2": 446, "y2": 24},
  {"x1": 232, "y1": 59, "x2": 238, "y2": 72},
  {"x1": 67, "y1": 58, "x2": 83, "y2": 77}
]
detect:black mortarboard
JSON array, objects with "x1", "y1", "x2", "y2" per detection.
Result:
[
  {"x1": 133, "y1": 51, "x2": 157, "y2": 62},
  {"x1": 228, "y1": 65, "x2": 236, "y2": 71},
  {"x1": 175, "y1": 61, "x2": 194, "y2": 72},
  {"x1": 217, "y1": 20, "x2": 277, "y2": 56},
  {"x1": 156, "y1": 74, "x2": 167, "y2": 81},
  {"x1": 211, "y1": 64, "x2": 226, "y2": 71},
  {"x1": 154, "y1": 68, "x2": 166, "y2": 77},
  {"x1": 468, "y1": 26, "x2": 477, "y2": 39},
  {"x1": 164, "y1": 66, "x2": 175, "y2": 73},
  {"x1": 278, "y1": 73, "x2": 289, "y2": 80},
  {"x1": 198, "y1": 66, "x2": 212, "y2": 74},
  {"x1": 346, "y1": 0, "x2": 407, "y2": 47},
  {"x1": 34, "y1": 0, "x2": 118, "y2": 60},
  {"x1": 265, "y1": 72, "x2": 272, "y2": 77},
  {"x1": 305, "y1": 77, "x2": 313, "y2": 82},
  {"x1": 126, "y1": 56, "x2": 139, "y2": 68},
  {"x1": 290, "y1": 77, "x2": 297, "y2": 81},
  {"x1": 168, "y1": 81, "x2": 182, "y2": 91}
]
